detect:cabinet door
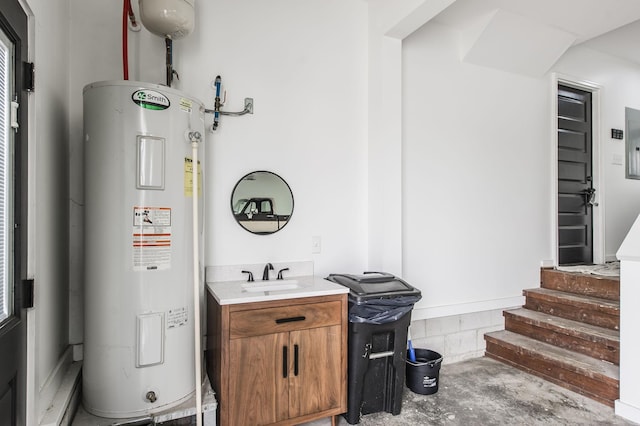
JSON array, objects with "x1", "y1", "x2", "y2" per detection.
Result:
[
  {"x1": 289, "y1": 325, "x2": 343, "y2": 418},
  {"x1": 229, "y1": 332, "x2": 289, "y2": 425}
]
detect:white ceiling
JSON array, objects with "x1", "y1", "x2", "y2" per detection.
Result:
[
  {"x1": 428, "y1": 0, "x2": 640, "y2": 73},
  {"x1": 581, "y1": 19, "x2": 640, "y2": 65}
]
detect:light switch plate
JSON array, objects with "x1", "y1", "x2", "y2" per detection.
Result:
[
  {"x1": 311, "y1": 236, "x2": 321, "y2": 254},
  {"x1": 613, "y1": 154, "x2": 623, "y2": 165}
]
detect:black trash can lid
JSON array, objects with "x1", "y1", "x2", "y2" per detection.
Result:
[{"x1": 326, "y1": 272, "x2": 421, "y2": 302}]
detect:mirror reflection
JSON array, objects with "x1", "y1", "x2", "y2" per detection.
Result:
[{"x1": 231, "y1": 171, "x2": 294, "y2": 235}]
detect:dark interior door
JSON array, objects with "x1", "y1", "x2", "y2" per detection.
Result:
[
  {"x1": 0, "y1": 1, "x2": 28, "y2": 425},
  {"x1": 557, "y1": 84, "x2": 593, "y2": 265}
]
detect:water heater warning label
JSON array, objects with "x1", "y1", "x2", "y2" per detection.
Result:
[
  {"x1": 133, "y1": 207, "x2": 172, "y2": 271},
  {"x1": 133, "y1": 207, "x2": 171, "y2": 227}
]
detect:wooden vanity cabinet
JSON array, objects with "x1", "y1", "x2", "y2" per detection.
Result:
[{"x1": 206, "y1": 292, "x2": 348, "y2": 426}]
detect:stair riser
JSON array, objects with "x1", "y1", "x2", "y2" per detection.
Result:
[
  {"x1": 504, "y1": 316, "x2": 619, "y2": 365},
  {"x1": 541, "y1": 269, "x2": 619, "y2": 301},
  {"x1": 523, "y1": 298, "x2": 619, "y2": 331},
  {"x1": 485, "y1": 340, "x2": 618, "y2": 406}
]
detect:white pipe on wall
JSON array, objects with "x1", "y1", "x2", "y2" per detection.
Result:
[{"x1": 190, "y1": 132, "x2": 203, "y2": 426}]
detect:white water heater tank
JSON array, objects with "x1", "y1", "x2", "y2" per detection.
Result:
[
  {"x1": 83, "y1": 80, "x2": 204, "y2": 418},
  {"x1": 139, "y1": 0, "x2": 195, "y2": 39}
]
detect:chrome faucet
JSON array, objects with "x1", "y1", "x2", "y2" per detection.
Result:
[{"x1": 262, "y1": 263, "x2": 274, "y2": 281}]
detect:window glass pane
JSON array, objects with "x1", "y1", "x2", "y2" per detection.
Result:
[{"x1": 0, "y1": 30, "x2": 13, "y2": 325}]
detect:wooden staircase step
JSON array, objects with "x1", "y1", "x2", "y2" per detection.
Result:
[
  {"x1": 541, "y1": 268, "x2": 619, "y2": 301},
  {"x1": 523, "y1": 288, "x2": 619, "y2": 330},
  {"x1": 485, "y1": 330, "x2": 619, "y2": 407},
  {"x1": 504, "y1": 308, "x2": 619, "y2": 364}
]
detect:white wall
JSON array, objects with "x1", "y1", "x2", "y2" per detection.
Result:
[
  {"x1": 365, "y1": 0, "x2": 455, "y2": 278},
  {"x1": 367, "y1": 11, "x2": 402, "y2": 276},
  {"x1": 22, "y1": 0, "x2": 71, "y2": 423},
  {"x1": 401, "y1": 21, "x2": 640, "y2": 318},
  {"x1": 402, "y1": 21, "x2": 550, "y2": 316},
  {"x1": 554, "y1": 45, "x2": 640, "y2": 258},
  {"x1": 67, "y1": 0, "x2": 369, "y2": 340},
  {"x1": 616, "y1": 214, "x2": 640, "y2": 422},
  {"x1": 177, "y1": 0, "x2": 369, "y2": 277}
]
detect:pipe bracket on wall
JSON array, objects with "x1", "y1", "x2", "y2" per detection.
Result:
[
  {"x1": 205, "y1": 98, "x2": 254, "y2": 117},
  {"x1": 204, "y1": 75, "x2": 253, "y2": 131},
  {"x1": 219, "y1": 98, "x2": 253, "y2": 116}
]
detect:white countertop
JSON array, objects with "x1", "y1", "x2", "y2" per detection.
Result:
[{"x1": 206, "y1": 275, "x2": 349, "y2": 305}]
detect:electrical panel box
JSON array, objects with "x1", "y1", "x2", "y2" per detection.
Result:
[{"x1": 625, "y1": 107, "x2": 640, "y2": 179}]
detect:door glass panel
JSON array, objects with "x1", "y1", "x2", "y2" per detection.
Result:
[{"x1": 0, "y1": 29, "x2": 14, "y2": 325}]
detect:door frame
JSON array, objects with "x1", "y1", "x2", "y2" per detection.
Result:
[
  {"x1": 0, "y1": 0, "x2": 31, "y2": 424},
  {"x1": 550, "y1": 73, "x2": 604, "y2": 266}
]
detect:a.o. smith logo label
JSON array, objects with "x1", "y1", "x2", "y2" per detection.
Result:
[{"x1": 132, "y1": 89, "x2": 170, "y2": 110}]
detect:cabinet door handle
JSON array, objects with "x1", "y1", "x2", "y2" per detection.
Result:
[
  {"x1": 294, "y1": 344, "x2": 299, "y2": 376},
  {"x1": 275, "y1": 316, "x2": 306, "y2": 324},
  {"x1": 283, "y1": 346, "x2": 288, "y2": 378}
]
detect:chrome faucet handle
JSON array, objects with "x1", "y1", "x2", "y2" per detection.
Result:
[
  {"x1": 262, "y1": 263, "x2": 274, "y2": 281},
  {"x1": 241, "y1": 270, "x2": 254, "y2": 282},
  {"x1": 277, "y1": 268, "x2": 290, "y2": 280}
]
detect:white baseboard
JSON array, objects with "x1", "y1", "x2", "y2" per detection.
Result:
[
  {"x1": 606, "y1": 254, "x2": 619, "y2": 263},
  {"x1": 72, "y1": 344, "x2": 83, "y2": 362},
  {"x1": 411, "y1": 296, "x2": 525, "y2": 321},
  {"x1": 39, "y1": 347, "x2": 82, "y2": 426},
  {"x1": 59, "y1": 377, "x2": 82, "y2": 426},
  {"x1": 38, "y1": 346, "x2": 73, "y2": 424},
  {"x1": 615, "y1": 399, "x2": 640, "y2": 423}
]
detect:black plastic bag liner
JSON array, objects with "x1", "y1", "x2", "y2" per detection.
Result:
[
  {"x1": 347, "y1": 297, "x2": 418, "y2": 324},
  {"x1": 326, "y1": 272, "x2": 422, "y2": 324}
]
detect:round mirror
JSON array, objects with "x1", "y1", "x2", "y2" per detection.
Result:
[{"x1": 230, "y1": 171, "x2": 294, "y2": 235}]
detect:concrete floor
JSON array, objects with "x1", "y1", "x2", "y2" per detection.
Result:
[
  {"x1": 74, "y1": 357, "x2": 635, "y2": 425},
  {"x1": 305, "y1": 357, "x2": 634, "y2": 426}
]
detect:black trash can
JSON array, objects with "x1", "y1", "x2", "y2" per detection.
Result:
[
  {"x1": 406, "y1": 348, "x2": 443, "y2": 395},
  {"x1": 326, "y1": 272, "x2": 421, "y2": 425}
]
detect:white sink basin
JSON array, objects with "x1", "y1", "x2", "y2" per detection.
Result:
[{"x1": 241, "y1": 280, "x2": 300, "y2": 292}]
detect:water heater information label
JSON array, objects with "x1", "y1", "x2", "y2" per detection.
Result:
[
  {"x1": 179, "y1": 98, "x2": 193, "y2": 113},
  {"x1": 167, "y1": 307, "x2": 188, "y2": 329},
  {"x1": 184, "y1": 158, "x2": 202, "y2": 197},
  {"x1": 132, "y1": 207, "x2": 172, "y2": 271}
]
